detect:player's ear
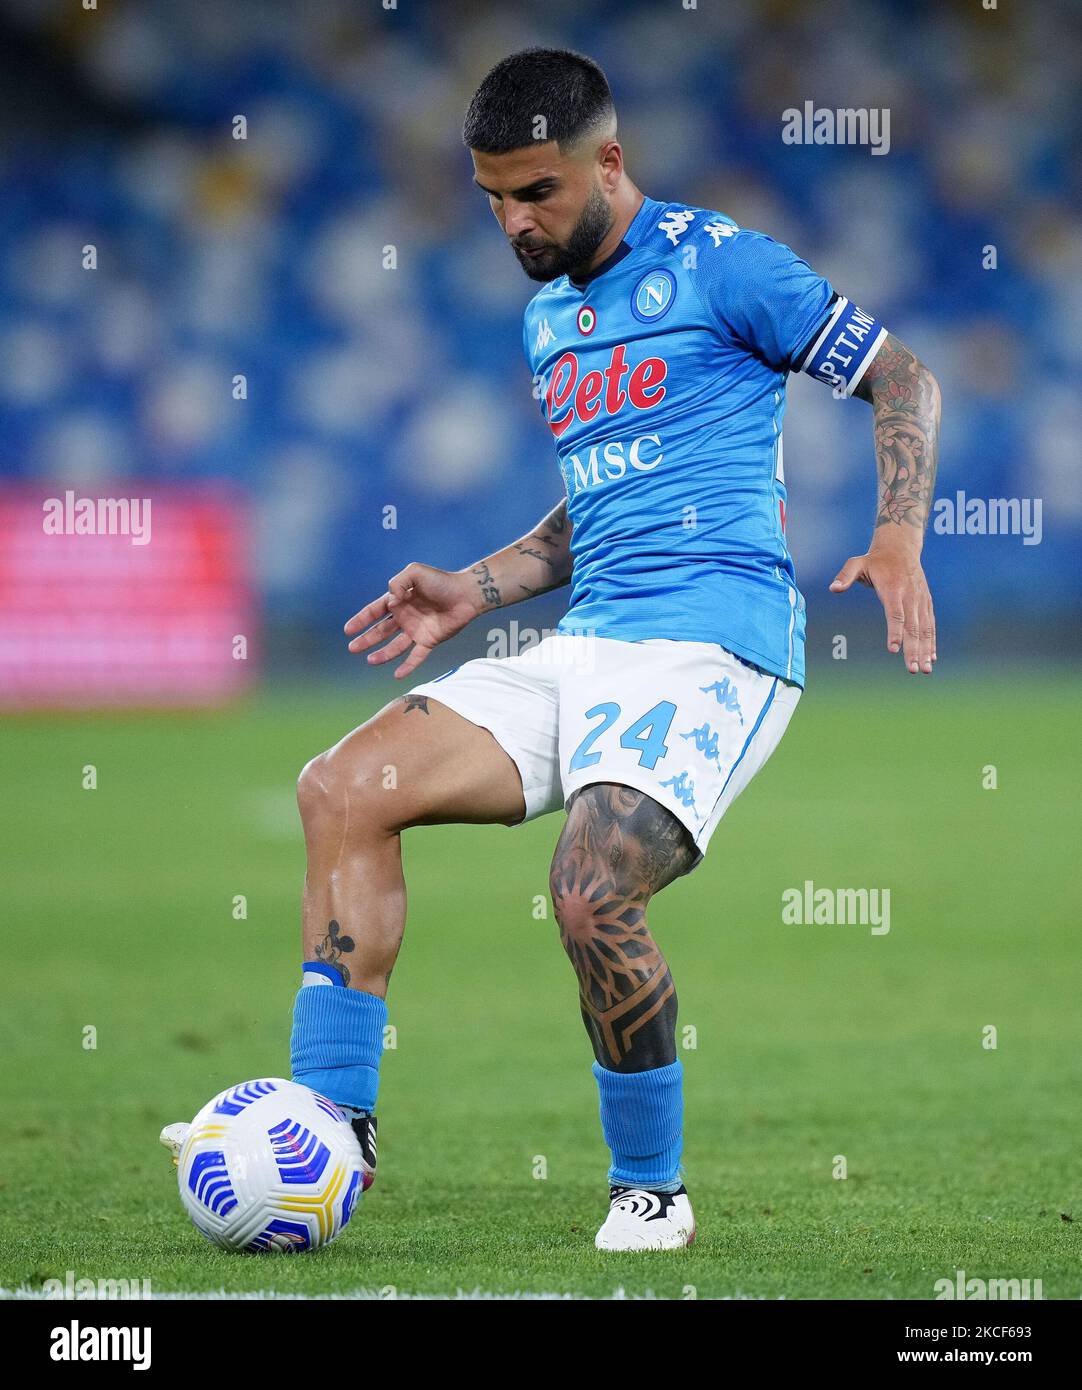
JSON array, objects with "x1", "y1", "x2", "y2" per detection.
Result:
[{"x1": 598, "y1": 139, "x2": 623, "y2": 186}]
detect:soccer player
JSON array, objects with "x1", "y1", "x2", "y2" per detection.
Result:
[{"x1": 168, "y1": 48, "x2": 940, "y2": 1250}]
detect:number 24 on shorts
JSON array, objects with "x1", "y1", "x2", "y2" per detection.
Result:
[{"x1": 569, "y1": 701, "x2": 677, "y2": 772}]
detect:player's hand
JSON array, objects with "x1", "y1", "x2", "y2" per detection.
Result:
[
  {"x1": 829, "y1": 533, "x2": 936, "y2": 675},
  {"x1": 344, "y1": 563, "x2": 483, "y2": 680}
]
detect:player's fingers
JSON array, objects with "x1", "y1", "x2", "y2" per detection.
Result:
[
  {"x1": 393, "y1": 643, "x2": 433, "y2": 680},
  {"x1": 347, "y1": 613, "x2": 399, "y2": 654},
  {"x1": 882, "y1": 588, "x2": 906, "y2": 656},
  {"x1": 387, "y1": 566, "x2": 419, "y2": 606},
  {"x1": 344, "y1": 592, "x2": 390, "y2": 636},
  {"x1": 829, "y1": 556, "x2": 865, "y2": 592},
  {"x1": 919, "y1": 587, "x2": 936, "y2": 674},
  {"x1": 365, "y1": 630, "x2": 413, "y2": 666},
  {"x1": 902, "y1": 590, "x2": 921, "y2": 674}
]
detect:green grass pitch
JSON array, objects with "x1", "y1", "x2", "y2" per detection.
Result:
[{"x1": 1, "y1": 673, "x2": 1079, "y2": 1299}]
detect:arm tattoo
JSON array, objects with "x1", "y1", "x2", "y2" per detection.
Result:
[
  {"x1": 469, "y1": 499, "x2": 572, "y2": 612},
  {"x1": 514, "y1": 499, "x2": 572, "y2": 594},
  {"x1": 550, "y1": 784, "x2": 696, "y2": 1072},
  {"x1": 470, "y1": 558, "x2": 502, "y2": 608},
  {"x1": 511, "y1": 541, "x2": 556, "y2": 567},
  {"x1": 855, "y1": 332, "x2": 940, "y2": 533},
  {"x1": 313, "y1": 919, "x2": 355, "y2": 987}
]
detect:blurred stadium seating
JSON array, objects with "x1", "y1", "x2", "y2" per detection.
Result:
[{"x1": 0, "y1": 0, "x2": 1078, "y2": 696}]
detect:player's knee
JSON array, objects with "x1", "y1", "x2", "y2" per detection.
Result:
[
  {"x1": 296, "y1": 751, "x2": 336, "y2": 834},
  {"x1": 549, "y1": 848, "x2": 622, "y2": 944},
  {"x1": 296, "y1": 742, "x2": 393, "y2": 840}
]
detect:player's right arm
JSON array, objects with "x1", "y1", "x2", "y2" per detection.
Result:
[{"x1": 344, "y1": 497, "x2": 572, "y2": 679}]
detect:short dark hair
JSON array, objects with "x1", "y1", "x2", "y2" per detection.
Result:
[{"x1": 463, "y1": 47, "x2": 615, "y2": 154}]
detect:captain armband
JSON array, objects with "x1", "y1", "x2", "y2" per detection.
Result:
[{"x1": 796, "y1": 296, "x2": 888, "y2": 397}]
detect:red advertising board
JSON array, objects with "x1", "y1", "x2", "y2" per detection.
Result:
[{"x1": 0, "y1": 483, "x2": 257, "y2": 707}]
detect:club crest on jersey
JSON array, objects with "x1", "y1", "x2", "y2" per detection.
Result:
[
  {"x1": 632, "y1": 269, "x2": 676, "y2": 324},
  {"x1": 577, "y1": 305, "x2": 597, "y2": 336}
]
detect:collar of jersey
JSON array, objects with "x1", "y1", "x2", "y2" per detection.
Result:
[{"x1": 568, "y1": 194, "x2": 662, "y2": 291}]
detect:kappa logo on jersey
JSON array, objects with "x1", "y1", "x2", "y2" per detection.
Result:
[
  {"x1": 632, "y1": 269, "x2": 676, "y2": 324},
  {"x1": 535, "y1": 317, "x2": 555, "y2": 352},
  {"x1": 545, "y1": 342, "x2": 668, "y2": 440},
  {"x1": 704, "y1": 221, "x2": 738, "y2": 246},
  {"x1": 657, "y1": 209, "x2": 695, "y2": 245}
]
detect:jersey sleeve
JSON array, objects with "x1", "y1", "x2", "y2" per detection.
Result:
[
  {"x1": 521, "y1": 310, "x2": 534, "y2": 374},
  {"x1": 692, "y1": 226, "x2": 887, "y2": 396}
]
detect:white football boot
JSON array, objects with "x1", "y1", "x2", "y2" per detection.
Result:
[
  {"x1": 159, "y1": 1121, "x2": 191, "y2": 1167},
  {"x1": 595, "y1": 1184, "x2": 696, "y2": 1251}
]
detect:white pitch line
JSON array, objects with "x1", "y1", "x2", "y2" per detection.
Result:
[{"x1": 2, "y1": 1285, "x2": 763, "y2": 1301}]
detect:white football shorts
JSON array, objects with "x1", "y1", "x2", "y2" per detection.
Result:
[{"x1": 408, "y1": 633, "x2": 800, "y2": 866}]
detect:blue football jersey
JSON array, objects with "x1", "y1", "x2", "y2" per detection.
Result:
[{"x1": 521, "y1": 195, "x2": 887, "y2": 687}]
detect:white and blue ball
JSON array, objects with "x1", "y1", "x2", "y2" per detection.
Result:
[{"x1": 177, "y1": 1078, "x2": 364, "y2": 1253}]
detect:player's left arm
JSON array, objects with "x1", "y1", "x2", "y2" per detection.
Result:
[
  {"x1": 689, "y1": 227, "x2": 940, "y2": 674},
  {"x1": 830, "y1": 333, "x2": 941, "y2": 676}
]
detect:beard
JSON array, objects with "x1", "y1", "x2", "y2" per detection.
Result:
[{"x1": 512, "y1": 184, "x2": 614, "y2": 282}]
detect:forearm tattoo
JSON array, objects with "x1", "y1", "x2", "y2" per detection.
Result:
[
  {"x1": 550, "y1": 784, "x2": 696, "y2": 1072},
  {"x1": 470, "y1": 558, "x2": 502, "y2": 608},
  {"x1": 855, "y1": 333, "x2": 940, "y2": 533},
  {"x1": 511, "y1": 499, "x2": 572, "y2": 596}
]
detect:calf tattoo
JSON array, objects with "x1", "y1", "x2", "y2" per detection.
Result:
[
  {"x1": 314, "y1": 919, "x2": 355, "y2": 986},
  {"x1": 550, "y1": 784, "x2": 696, "y2": 1072}
]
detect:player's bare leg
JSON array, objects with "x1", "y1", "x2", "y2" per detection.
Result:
[
  {"x1": 288, "y1": 692, "x2": 526, "y2": 1185},
  {"x1": 549, "y1": 783, "x2": 698, "y2": 1249},
  {"x1": 296, "y1": 692, "x2": 526, "y2": 997},
  {"x1": 162, "y1": 693, "x2": 527, "y2": 1178}
]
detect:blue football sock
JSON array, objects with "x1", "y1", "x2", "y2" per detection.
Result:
[
  {"x1": 290, "y1": 976, "x2": 387, "y2": 1114},
  {"x1": 592, "y1": 1059, "x2": 685, "y2": 1190}
]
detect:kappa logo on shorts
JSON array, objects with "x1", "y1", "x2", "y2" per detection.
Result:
[
  {"x1": 659, "y1": 770, "x2": 702, "y2": 821},
  {"x1": 700, "y1": 677, "x2": 743, "y2": 724},
  {"x1": 681, "y1": 722, "x2": 722, "y2": 772}
]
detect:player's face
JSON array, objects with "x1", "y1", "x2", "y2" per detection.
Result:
[{"x1": 471, "y1": 143, "x2": 614, "y2": 283}]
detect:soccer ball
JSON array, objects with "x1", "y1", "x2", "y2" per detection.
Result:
[{"x1": 177, "y1": 1078, "x2": 365, "y2": 1253}]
